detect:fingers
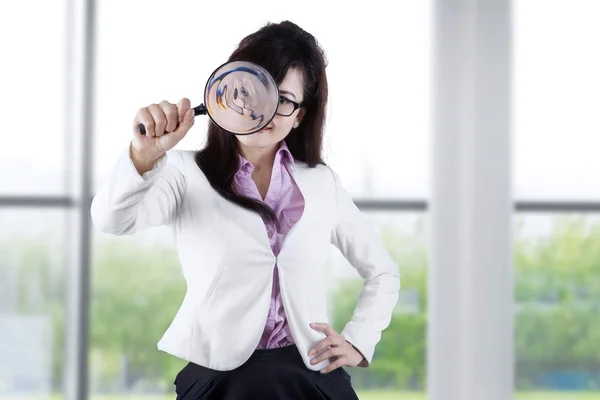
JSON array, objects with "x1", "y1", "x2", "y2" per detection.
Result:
[
  {"x1": 177, "y1": 97, "x2": 192, "y2": 121},
  {"x1": 307, "y1": 322, "x2": 354, "y2": 373},
  {"x1": 310, "y1": 347, "x2": 344, "y2": 365},
  {"x1": 321, "y1": 358, "x2": 346, "y2": 374},
  {"x1": 133, "y1": 99, "x2": 194, "y2": 154},
  {"x1": 309, "y1": 336, "x2": 338, "y2": 357},
  {"x1": 135, "y1": 99, "x2": 190, "y2": 138},
  {"x1": 160, "y1": 100, "x2": 179, "y2": 133},
  {"x1": 147, "y1": 104, "x2": 166, "y2": 137},
  {"x1": 169, "y1": 108, "x2": 195, "y2": 143},
  {"x1": 134, "y1": 107, "x2": 155, "y2": 137},
  {"x1": 308, "y1": 322, "x2": 341, "y2": 357},
  {"x1": 310, "y1": 322, "x2": 337, "y2": 337}
]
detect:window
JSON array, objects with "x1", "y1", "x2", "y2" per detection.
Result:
[
  {"x1": 0, "y1": 1, "x2": 67, "y2": 195},
  {"x1": 514, "y1": 214, "x2": 600, "y2": 394},
  {"x1": 513, "y1": 0, "x2": 600, "y2": 200},
  {"x1": 0, "y1": 209, "x2": 68, "y2": 398},
  {"x1": 513, "y1": 1, "x2": 600, "y2": 396}
]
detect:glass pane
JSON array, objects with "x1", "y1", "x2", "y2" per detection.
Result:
[
  {"x1": 513, "y1": 1, "x2": 600, "y2": 200},
  {"x1": 514, "y1": 213, "x2": 600, "y2": 398},
  {"x1": 0, "y1": 1, "x2": 67, "y2": 195},
  {"x1": 90, "y1": 213, "x2": 426, "y2": 398},
  {"x1": 94, "y1": 0, "x2": 431, "y2": 199},
  {"x1": 0, "y1": 209, "x2": 67, "y2": 399}
]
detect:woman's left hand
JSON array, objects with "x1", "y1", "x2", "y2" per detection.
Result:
[{"x1": 308, "y1": 322, "x2": 367, "y2": 373}]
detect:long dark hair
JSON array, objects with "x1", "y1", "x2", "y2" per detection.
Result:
[{"x1": 195, "y1": 21, "x2": 328, "y2": 223}]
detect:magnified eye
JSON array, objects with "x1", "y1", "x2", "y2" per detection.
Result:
[{"x1": 205, "y1": 60, "x2": 280, "y2": 134}]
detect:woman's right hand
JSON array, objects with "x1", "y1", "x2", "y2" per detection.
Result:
[{"x1": 131, "y1": 98, "x2": 195, "y2": 164}]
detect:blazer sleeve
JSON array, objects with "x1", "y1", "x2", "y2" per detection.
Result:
[
  {"x1": 91, "y1": 142, "x2": 187, "y2": 235},
  {"x1": 327, "y1": 166, "x2": 401, "y2": 366}
]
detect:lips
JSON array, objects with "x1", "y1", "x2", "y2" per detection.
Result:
[{"x1": 259, "y1": 127, "x2": 272, "y2": 132}]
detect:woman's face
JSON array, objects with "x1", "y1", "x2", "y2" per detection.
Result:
[{"x1": 236, "y1": 68, "x2": 305, "y2": 149}]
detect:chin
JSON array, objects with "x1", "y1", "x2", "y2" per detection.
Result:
[{"x1": 237, "y1": 130, "x2": 285, "y2": 149}]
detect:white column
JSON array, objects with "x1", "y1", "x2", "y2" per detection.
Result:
[
  {"x1": 428, "y1": 1, "x2": 513, "y2": 400},
  {"x1": 64, "y1": 0, "x2": 96, "y2": 398}
]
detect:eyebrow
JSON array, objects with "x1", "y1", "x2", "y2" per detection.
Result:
[{"x1": 279, "y1": 90, "x2": 297, "y2": 100}]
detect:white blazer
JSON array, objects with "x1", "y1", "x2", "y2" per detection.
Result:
[{"x1": 91, "y1": 144, "x2": 400, "y2": 372}]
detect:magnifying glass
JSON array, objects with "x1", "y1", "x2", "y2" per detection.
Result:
[{"x1": 138, "y1": 60, "x2": 279, "y2": 136}]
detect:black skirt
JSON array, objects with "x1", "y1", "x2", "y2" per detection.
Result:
[{"x1": 173, "y1": 344, "x2": 359, "y2": 399}]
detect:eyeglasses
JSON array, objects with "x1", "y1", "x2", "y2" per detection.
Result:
[{"x1": 275, "y1": 96, "x2": 303, "y2": 117}]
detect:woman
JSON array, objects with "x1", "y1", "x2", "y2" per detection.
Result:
[{"x1": 91, "y1": 20, "x2": 400, "y2": 399}]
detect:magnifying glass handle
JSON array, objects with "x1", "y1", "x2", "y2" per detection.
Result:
[{"x1": 138, "y1": 104, "x2": 207, "y2": 135}]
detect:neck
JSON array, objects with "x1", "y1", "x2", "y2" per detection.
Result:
[{"x1": 237, "y1": 141, "x2": 280, "y2": 173}]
